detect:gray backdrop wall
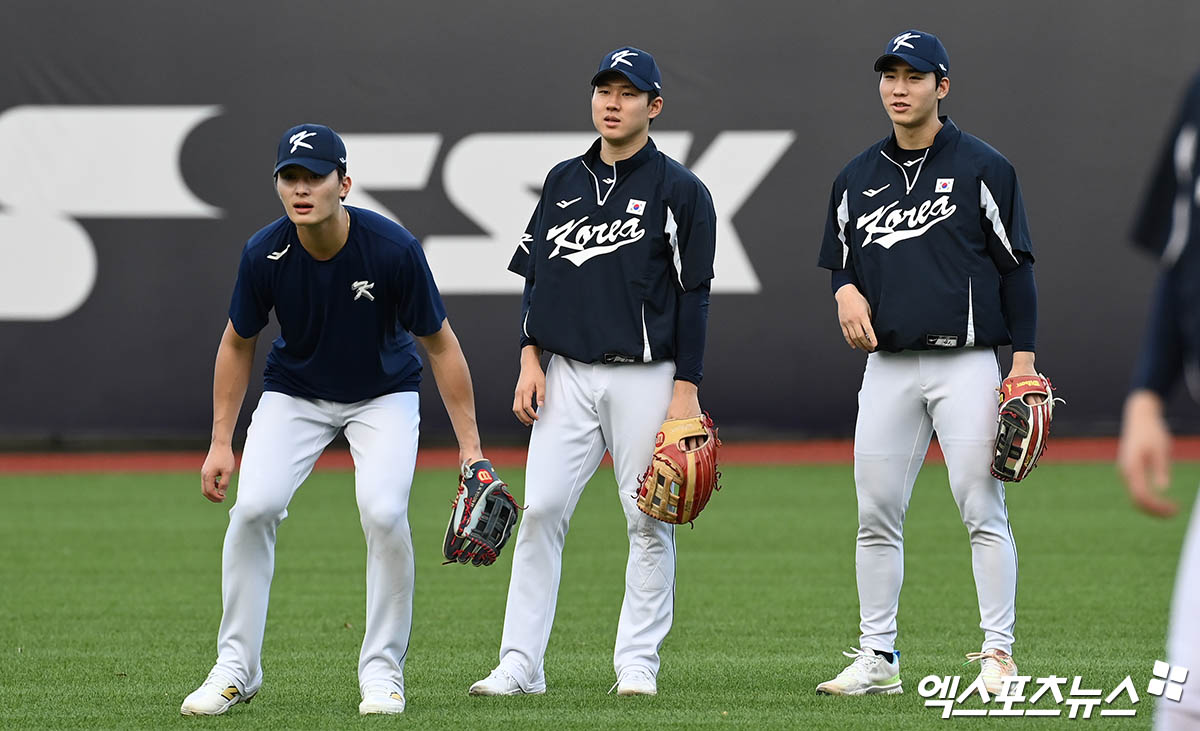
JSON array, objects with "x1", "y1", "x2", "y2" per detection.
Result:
[{"x1": 2, "y1": 0, "x2": 1197, "y2": 446}]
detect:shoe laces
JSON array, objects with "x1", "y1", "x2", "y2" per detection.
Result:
[
  {"x1": 964, "y1": 649, "x2": 1014, "y2": 675},
  {"x1": 362, "y1": 682, "x2": 400, "y2": 699},
  {"x1": 840, "y1": 647, "x2": 885, "y2": 677},
  {"x1": 199, "y1": 669, "x2": 238, "y2": 692}
]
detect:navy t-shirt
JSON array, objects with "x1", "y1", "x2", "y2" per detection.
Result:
[{"x1": 228, "y1": 205, "x2": 447, "y2": 403}]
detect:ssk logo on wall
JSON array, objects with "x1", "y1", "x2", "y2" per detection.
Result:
[
  {"x1": 0, "y1": 105, "x2": 222, "y2": 321},
  {"x1": 0, "y1": 108, "x2": 793, "y2": 319},
  {"x1": 856, "y1": 195, "x2": 958, "y2": 249}
]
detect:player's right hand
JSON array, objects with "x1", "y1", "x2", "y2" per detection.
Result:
[
  {"x1": 513, "y1": 359, "x2": 546, "y2": 427},
  {"x1": 834, "y1": 284, "x2": 877, "y2": 352},
  {"x1": 1117, "y1": 390, "x2": 1176, "y2": 518},
  {"x1": 201, "y1": 442, "x2": 236, "y2": 503}
]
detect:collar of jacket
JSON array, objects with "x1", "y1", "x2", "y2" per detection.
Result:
[
  {"x1": 884, "y1": 115, "x2": 960, "y2": 162},
  {"x1": 582, "y1": 136, "x2": 658, "y2": 176}
]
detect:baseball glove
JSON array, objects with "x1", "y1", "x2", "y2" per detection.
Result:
[
  {"x1": 636, "y1": 413, "x2": 722, "y2": 525},
  {"x1": 442, "y1": 458, "x2": 521, "y2": 566},
  {"x1": 991, "y1": 373, "x2": 1063, "y2": 482}
]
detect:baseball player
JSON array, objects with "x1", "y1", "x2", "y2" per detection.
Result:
[
  {"x1": 815, "y1": 30, "x2": 1040, "y2": 695},
  {"x1": 180, "y1": 124, "x2": 488, "y2": 716},
  {"x1": 468, "y1": 46, "x2": 716, "y2": 697},
  {"x1": 1117, "y1": 69, "x2": 1200, "y2": 731}
]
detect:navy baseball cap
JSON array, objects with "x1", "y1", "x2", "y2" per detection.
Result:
[
  {"x1": 590, "y1": 46, "x2": 662, "y2": 93},
  {"x1": 273, "y1": 123, "x2": 347, "y2": 176},
  {"x1": 874, "y1": 30, "x2": 950, "y2": 77}
]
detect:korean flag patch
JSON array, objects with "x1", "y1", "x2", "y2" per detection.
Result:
[
  {"x1": 935, "y1": 178, "x2": 954, "y2": 193},
  {"x1": 626, "y1": 198, "x2": 646, "y2": 216}
]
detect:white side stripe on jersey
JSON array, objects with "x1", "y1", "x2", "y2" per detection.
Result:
[
  {"x1": 965, "y1": 277, "x2": 975, "y2": 347},
  {"x1": 836, "y1": 189, "x2": 850, "y2": 267},
  {"x1": 579, "y1": 159, "x2": 618, "y2": 206},
  {"x1": 640, "y1": 303, "x2": 652, "y2": 362},
  {"x1": 835, "y1": 189, "x2": 854, "y2": 266},
  {"x1": 1164, "y1": 124, "x2": 1197, "y2": 266},
  {"x1": 979, "y1": 181, "x2": 1020, "y2": 265},
  {"x1": 665, "y1": 204, "x2": 684, "y2": 289}
]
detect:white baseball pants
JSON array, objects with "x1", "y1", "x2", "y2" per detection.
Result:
[
  {"x1": 496, "y1": 355, "x2": 676, "y2": 690},
  {"x1": 853, "y1": 348, "x2": 1018, "y2": 655},
  {"x1": 1157, "y1": 489, "x2": 1200, "y2": 730},
  {"x1": 210, "y1": 390, "x2": 420, "y2": 696}
]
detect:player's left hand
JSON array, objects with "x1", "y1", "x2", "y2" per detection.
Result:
[
  {"x1": 665, "y1": 396, "x2": 700, "y2": 419},
  {"x1": 458, "y1": 447, "x2": 483, "y2": 467},
  {"x1": 1118, "y1": 390, "x2": 1177, "y2": 518},
  {"x1": 665, "y1": 380, "x2": 704, "y2": 449},
  {"x1": 1007, "y1": 351, "x2": 1044, "y2": 405}
]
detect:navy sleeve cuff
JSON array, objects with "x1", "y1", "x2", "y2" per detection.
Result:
[
  {"x1": 831, "y1": 257, "x2": 859, "y2": 295},
  {"x1": 519, "y1": 278, "x2": 536, "y2": 349}
]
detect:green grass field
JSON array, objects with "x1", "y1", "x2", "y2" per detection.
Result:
[{"x1": 1, "y1": 462, "x2": 1195, "y2": 729}]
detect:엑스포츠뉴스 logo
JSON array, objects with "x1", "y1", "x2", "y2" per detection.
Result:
[
  {"x1": 918, "y1": 659, "x2": 1190, "y2": 719},
  {"x1": 1148, "y1": 661, "x2": 1189, "y2": 702}
]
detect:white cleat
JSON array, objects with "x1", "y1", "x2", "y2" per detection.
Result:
[
  {"x1": 615, "y1": 666, "x2": 657, "y2": 696},
  {"x1": 358, "y1": 684, "x2": 405, "y2": 715},
  {"x1": 965, "y1": 649, "x2": 1017, "y2": 695},
  {"x1": 469, "y1": 667, "x2": 545, "y2": 696},
  {"x1": 816, "y1": 647, "x2": 903, "y2": 696},
  {"x1": 180, "y1": 671, "x2": 256, "y2": 716}
]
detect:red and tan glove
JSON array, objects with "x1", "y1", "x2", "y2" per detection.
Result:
[
  {"x1": 636, "y1": 413, "x2": 722, "y2": 524},
  {"x1": 991, "y1": 374, "x2": 1063, "y2": 482}
]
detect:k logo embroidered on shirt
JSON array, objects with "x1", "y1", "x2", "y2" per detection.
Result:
[{"x1": 351, "y1": 280, "x2": 375, "y2": 301}]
